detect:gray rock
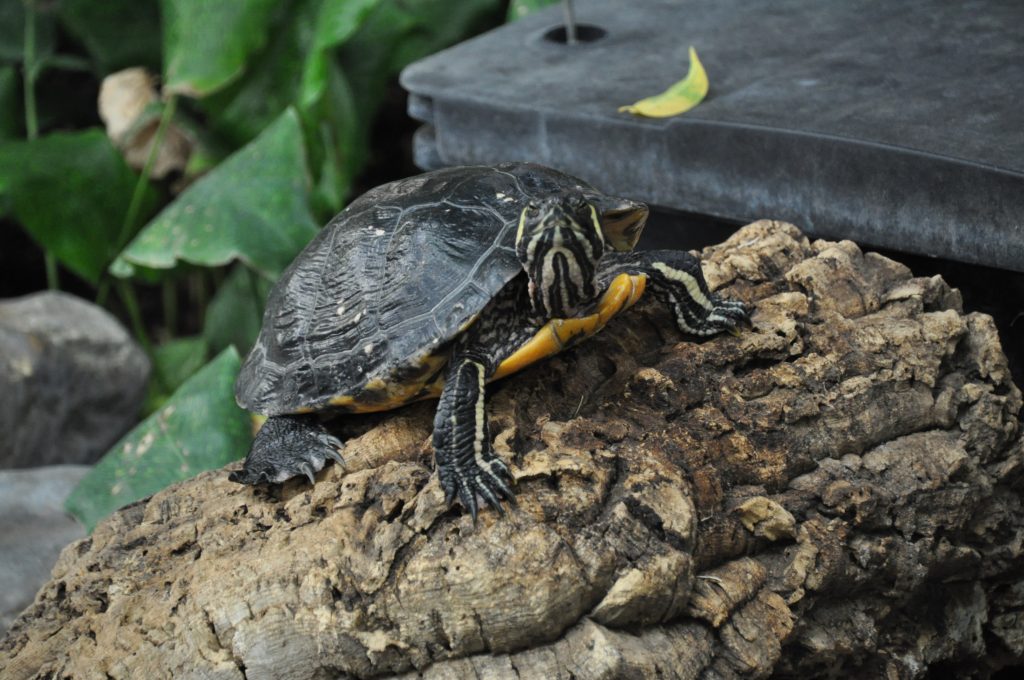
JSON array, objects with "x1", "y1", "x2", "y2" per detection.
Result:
[
  {"x1": 0, "y1": 465, "x2": 90, "y2": 635},
  {"x1": 0, "y1": 291, "x2": 150, "y2": 468}
]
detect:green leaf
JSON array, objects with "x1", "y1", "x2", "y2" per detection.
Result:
[
  {"x1": 156, "y1": 336, "x2": 210, "y2": 391},
  {"x1": 58, "y1": 0, "x2": 162, "y2": 74},
  {"x1": 143, "y1": 335, "x2": 210, "y2": 414},
  {"x1": 204, "y1": 264, "x2": 271, "y2": 357},
  {"x1": 507, "y1": 0, "x2": 559, "y2": 21},
  {"x1": 299, "y1": 0, "x2": 381, "y2": 108},
  {"x1": 304, "y1": 56, "x2": 361, "y2": 217},
  {"x1": 114, "y1": 108, "x2": 318, "y2": 278},
  {"x1": 0, "y1": 130, "x2": 160, "y2": 283},
  {"x1": 339, "y1": 0, "x2": 501, "y2": 122},
  {"x1": 199, "y1": 0, "x2": 312, "y2": 148},
  {"x1": 313, "y1": 0, "x2": 382, "y2": 49},
  {"x1": 66, "y1": 348, "x2": 251, "y2": 532},
  {"x1": 161, "y1": 0, "x2": 277, "y2": 97},
  {"x1": 0, "y1": 65, "x2": 18, "y2": 139}
]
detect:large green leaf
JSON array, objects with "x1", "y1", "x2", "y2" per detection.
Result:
[
  {"x1": 161, "y1": 0, "x2": 277, "y2": 97},
  {"x1": 203, "y1": 264, "x2": 271, "y2": 357},
  {"x1": 58, "y1": 0, "x2": 162, "y2": 74},
  {"x1": 314, "y1": 0, "x2": 382, "y2": 49},
  {"x1": 114, "y1": 108, "x2": 319, "y2": 278},
  {"x1": 299, "y1": 0, "x2": 381, "y2": 108},
  {"x1": 199, "y1": 0, "x2": 313, "y2": 148},
  {"x1": 66, "y1": 348, "x2": 251, "y2": 532},
  {"x1": 198, "y1": 0, "x2": 368, "y2": 213},
  {"x1": 0, "y1": 130, "x2": 159, "y2": 283}
]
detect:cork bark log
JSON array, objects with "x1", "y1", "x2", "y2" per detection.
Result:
[{"x1": 3, "y1": 221, "x2": 1023, "y2": 679}]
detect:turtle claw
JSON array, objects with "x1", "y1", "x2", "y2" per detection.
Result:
[
  {"x1": 316, "y1": 433, "x2": 346, "y2": 465},
  {"x1": 322, "y1": 446, "x2": 345, "y2": 467},
  {"x1": 461, "y1": 484, "x2": 480, "y2": 523},
  {"x1": 440, "y1": 456, "x2": 516, "y2": 520},
  {"x1": 476, "y1": 482, "x2": 505, "y2": 516},
  {"x1": 298, "y1": 462, "x2": 317, "y2": 485},
  {"x1": 469, "y1": 459, "x2": 515, "y2": 518}
]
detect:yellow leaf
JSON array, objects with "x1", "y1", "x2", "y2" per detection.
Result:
[{"x1": 619, "y1": 46, "x2": 709, "y2": 118}]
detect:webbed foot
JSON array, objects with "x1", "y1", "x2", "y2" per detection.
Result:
[{"x1": 229, "y1": 415, "x2": 344, "y2": 486}]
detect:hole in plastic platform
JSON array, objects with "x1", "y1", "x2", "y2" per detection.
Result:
[{"x1": 543, "y1": 24, "x2": 607, "y2": 44}]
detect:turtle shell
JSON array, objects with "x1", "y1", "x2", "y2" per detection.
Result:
[{"x1": 236, "y1": 162, "x2": 602, "y2": 416}]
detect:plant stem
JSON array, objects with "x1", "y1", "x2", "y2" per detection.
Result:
[
  {"x1": 23, "y1": 1, "x2": 58, "y2": 289},
  {"x1": 22, "y1": 0, "x2": 38, "y2": 141},
  {"x1": 44, "y1": 253, "x2": 58, "y2": 289},
  {"x1": 95, "y1": 280, "x2": 110, "y2": 306},
  {"x1": 118, "y1": 95, "x2": 177, "y2": 250},
  {"x1": 108, "y1": 96, "x2": 177, "y2": 341},
  {"x1": 162, "y1": 279, "x2": 178, "y2": 336},
  {"x1": 192, "y1": 271, "x2": 208, "y2": 321},
  {"x1": 117, "y1": 279, "x2": 152, "y2": 354}
]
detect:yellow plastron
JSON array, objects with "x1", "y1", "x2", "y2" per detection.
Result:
[
  {"x1": 311, "y1": 273, "x2": 647, "y2": 413},
  {"x1": 491, "y1": 272, "x2": 647, "y2": 380}
]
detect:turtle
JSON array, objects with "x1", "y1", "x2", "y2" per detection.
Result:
[{"x1": 231, "y1": 162, "x2": 749, "y2": 518}]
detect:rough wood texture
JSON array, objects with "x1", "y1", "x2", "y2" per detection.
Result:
[{"x1": 3, "y1": 221, "x2": 1023, "y2": 679}]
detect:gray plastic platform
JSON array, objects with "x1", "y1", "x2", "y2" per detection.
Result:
[{"x1": 401, "y1": 0, "x2": 1024, "y2": 272}]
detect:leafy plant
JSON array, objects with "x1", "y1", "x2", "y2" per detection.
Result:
[{"x1": 0, "y1": 0, "x2": 503, "y2": 527}]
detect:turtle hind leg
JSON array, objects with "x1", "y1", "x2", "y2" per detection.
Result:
[{"x1": 229, "y1": 414, "x2": 345, "y2": 486}]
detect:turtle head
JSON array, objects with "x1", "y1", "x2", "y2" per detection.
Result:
[
  {"x1": 516, "y1": 195, "x2": 606, "y2": 318},
  {"x1": 585, "y1": 192, "x2": 649, "y2": 252}
]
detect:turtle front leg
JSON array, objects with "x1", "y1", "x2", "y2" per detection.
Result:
[
  {"x1": 229, "y1": 414, "x2": 344, "y2": 486},
  {"x1": 432, "y1": 283, "x2": 539, "y2": 519},
  {"x1": 600, "y1": 250, "x2": 750, "y2": 336},
  {"x1": 433, "y1": 352, "x2": 515, "y2": 520}
]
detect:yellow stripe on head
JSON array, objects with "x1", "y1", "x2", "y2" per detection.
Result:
[
  {"x1": 515, "y1": 205, "x2": 529, "y2": 246},
  {"x1": 588, "y1": 203, "x2": 605, "y2": 249}
]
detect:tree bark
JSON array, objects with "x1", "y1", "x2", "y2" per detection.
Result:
[{"x1": 3, "y1": 221, "x2": 1022, "y2": 679}]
